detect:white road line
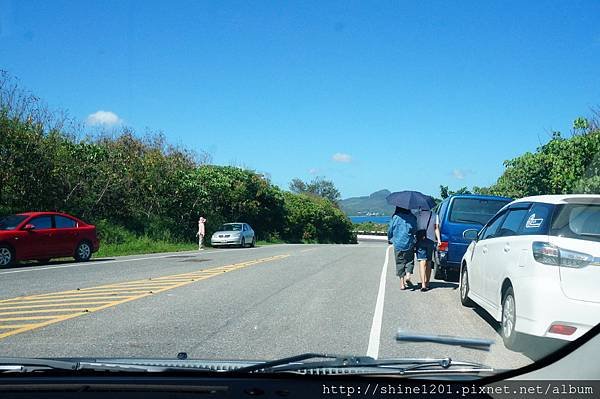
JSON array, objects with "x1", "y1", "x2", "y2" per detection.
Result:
[
  {"x1": 366, "y1": 245, "x2": 391, "y2": 359},
  {"x1": 0, "y1": 250, "x2": 218, "y2": 275}
]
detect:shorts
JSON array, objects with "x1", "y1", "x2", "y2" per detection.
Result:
[
  {"x1": 416, "y1": 238, "x2": 434, "y2": 261},
  {"x1": 394, "y1": 248, "x2": 415, "y2": 278}
]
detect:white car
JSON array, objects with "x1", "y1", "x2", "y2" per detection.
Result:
[
  {"x1": 459, "y1": 195, "x2": 600, "y2": 349},
  {"x1": 210, "y1": 223, "x2": 256, "y2": 248}
]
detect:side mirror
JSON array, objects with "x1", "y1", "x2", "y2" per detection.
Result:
[
  {"x1": 463, "y1": 229, "x2": 479, "y2": 241},
  {"x1": 23, "y1": 224, "x2": 36, "y2": 231}
]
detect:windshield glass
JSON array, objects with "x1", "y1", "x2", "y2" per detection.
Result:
[
  {"x1": 217, "y1": 224, "x2": 242, "y2": 232},
  {"x1": 449, "y1": 198, "x2": 510, "y2": 225},
  {"x1": 0, "y1": 215, "x2": 27, "y2": 230},
  {"x1": 0, "y1": 1, "x2": 598, "y2": 381}
]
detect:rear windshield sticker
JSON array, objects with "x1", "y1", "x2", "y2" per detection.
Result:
[{"x1": 525, "y1": 214, "x2": 544, "y2": 228}]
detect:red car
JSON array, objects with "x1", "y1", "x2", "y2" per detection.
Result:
[{"x1": 0, "y1": 212, "x2": 100, "y2": 267}]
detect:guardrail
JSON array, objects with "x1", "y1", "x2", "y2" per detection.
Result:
[{"x1": 353, "y1": 230, "x2": 387, "y2": 236}]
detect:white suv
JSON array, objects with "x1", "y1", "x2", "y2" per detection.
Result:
[{"x1": 459, "y1": 195, "x2": 600, "y2": 349}]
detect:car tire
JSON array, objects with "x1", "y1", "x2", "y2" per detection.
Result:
[
  {"x1": 74, "y1": 241, "x2": 92, "y2": 262},
  {"x1": 0, "y1": 245, "x2": 14, "y2": 267},
  {"x1": 460, "y1": 266, "x2": 474, "y2": 307},
  {"x1": 501, "y1": 286, "x2": 521, "y2": 350},
  {"x1": 250, "y1": 237, "x2": 256, "y2": 248},
  {"x1": 240, "y1": 237, "x2": 246, "y2": 248}
]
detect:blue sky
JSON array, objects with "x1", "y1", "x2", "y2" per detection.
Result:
[{"x1": 1, "y1": 0, "x2": 599, "y2": 198}]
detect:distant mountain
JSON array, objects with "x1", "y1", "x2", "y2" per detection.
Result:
[{"x1": 339, "y1": 189, "x2": 395, "y2": 216}]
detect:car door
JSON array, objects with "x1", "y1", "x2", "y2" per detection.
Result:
[
  {"x1": 21, "y1": 215, "x2": 56, "y2": 259},
  {"x1": 52, "y1": 215, "x2": 79, "y2": 256},
  {"x1": 484, "y1": 205, "x2": 530, "y2": 308},
  {"x1": 243, "y1": 224, "x2": 253, "y2": 242},
  {"x1": 469, "y1": 211, "x2": 507, "y2": 299},
  {"x1": 247, "y1": 224, "x2": 255, "y2": 242}
]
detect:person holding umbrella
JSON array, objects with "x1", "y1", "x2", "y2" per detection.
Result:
[
  {"x1": 415, "y1": 207, "x2": 441, "y2": 291},
  {"x1": 386, "y1": 191, "x2": 436, "y2": 290},
  {"x1": 387, "y1": 206, "x2": 417, "y2": 289}
]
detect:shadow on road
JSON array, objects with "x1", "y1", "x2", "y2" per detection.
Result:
[
  {"x1": 427, "y1": 281, "x2": 459, "y2": 290},
  {"x1": 467, "y1": 304, "x2": 567, "y2": 361}
]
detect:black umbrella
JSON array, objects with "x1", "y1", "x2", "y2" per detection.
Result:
[{"x1": 386, "y1": 190, "x2": 437, "y2": 211}]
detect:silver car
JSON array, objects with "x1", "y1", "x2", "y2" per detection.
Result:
[{"x1": 210, "y1": 223, "x2": 256, "y2": 248}]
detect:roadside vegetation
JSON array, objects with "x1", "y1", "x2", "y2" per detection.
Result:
[
  {"x1": 0, "y1": 72, "x2": 356, "y2": 257},
  {"x1": 440, "y1": 115, "x2": 600, "y2": 198}
]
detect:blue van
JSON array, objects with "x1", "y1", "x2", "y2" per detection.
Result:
[{"x1": 433, "y1": 194, "x2": 512, "y2": 281}]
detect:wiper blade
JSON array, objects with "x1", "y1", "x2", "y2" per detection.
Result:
[
  {"x1": 0, "y1": 357, "x2": 78, "y2": 372},
  {"x1": 396, "y1": 330, "x2": 494, "y2": 351},
  {"x1": 232, "y1": 353, "x2": 494, "y2": 375},
  {"x1": 455, "y1": 218, "x2": 484, "y2": 226},
  {"x1": 76, "y1": 361, "x2": 211, "y2": 373},
  {"x1": 0, "y1": 358, "x2": 213, "y2": 374}
]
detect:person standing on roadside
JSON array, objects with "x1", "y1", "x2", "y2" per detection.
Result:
[
  {"x1": 415, "y1": 208, "x2": 441, "y2": 291},
  {"x1": 197, "y1": 216, "x2": 207, "y2": 250},
  {"x1": 387, "y1": 206, "x2": 417, "y2": 290}
]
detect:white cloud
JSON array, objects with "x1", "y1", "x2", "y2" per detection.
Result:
[
  {"x1": 332, "y1": 152, "x2": 352, "y2": 163},
  {"x1": 308, "y1": 168, "x2": 319, "y2": 175},
  {"x1": 86, "y1": 110, "x2": 122, "y2": 126},
  {"x1": 452, "y1": 168, "x2": 473, "y2": 180}
]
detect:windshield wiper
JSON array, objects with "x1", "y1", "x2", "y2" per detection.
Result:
[
  {"x1": 232, "y1": 353, "x2": 494, "y2": 375},
  {"x1": 0, "y1": 357, "x2": 78, "y2": 372},
  {"x1": 396, "y1": 330, "x2": 494, "y2": 351},
  {"x1": 0, "y1": 358, "x2": 212, "y2": 373},
  {"x1": 454, "y1": 218, "x2": 484, "y2": 226}
]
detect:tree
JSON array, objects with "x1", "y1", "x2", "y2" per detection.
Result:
[
  {"x1": 439, "y1": 185, "x2": 471, "y2": 199},
  {"x1": 289, "y1": 177, "x2": 341, "y2": 205}
]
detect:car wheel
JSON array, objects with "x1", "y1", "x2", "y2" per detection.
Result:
[
  {"x1": 240, "y1": 237, "x2": 246, "y2": 248},
  {"x1": 501, "y1": 286, "x2": 521, "y2": 350},
  {"x1": 251, "y1": 237, "x2": 256, "y2": 247},
  {"x1": 0, "y1": 245, "x2": 14, "y2": 267},
  {"x1": 460, "y1": 266, "x2": 474, "y2": 307},
  {"x1": 74, "y1": 241, "x2": 92, "y2": 262}
]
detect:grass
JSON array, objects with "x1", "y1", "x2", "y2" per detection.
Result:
[
  {"x1": 94, "y1": 236, "x2": 287, "y2": 258},
  {"x1": 96, "y1": 237, "x2": 197, "y2": 258}
]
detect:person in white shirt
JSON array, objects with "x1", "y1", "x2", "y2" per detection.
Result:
[
  {"x1": 197, "y1": 216, "x2": 206, "y2": 250},
  {"x1": 415, "y1": 208, "x2": 441, "y2": 291}
]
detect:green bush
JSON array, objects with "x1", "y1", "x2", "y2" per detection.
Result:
[{"x1": 95, "y1": 219, "x2": 137, "y2": 245}]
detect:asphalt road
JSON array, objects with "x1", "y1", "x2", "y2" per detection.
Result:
[{"x1": 0, "y1": 242, "x2": 563, "y2": 371}]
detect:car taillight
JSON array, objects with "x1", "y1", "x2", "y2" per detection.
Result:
[
  {"x1": 549, "y1": 324, "x2": 577, "y2": 336},
  {"x1": 532, "y1": 242, "x2": 593, "y2": 268},
  {"x1": 438, "y1": 241, "x2": 448, "y2": 252}
]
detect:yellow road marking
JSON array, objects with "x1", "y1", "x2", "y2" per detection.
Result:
[
  {"x1": 0, "y1": 301, "x2": 117, "y2": 310},
  {"x1": 0, "y1": 296, "x2": 133, "y2": 304},
  {"x1": 0, "y1": 308, "x2": 90, "y2": 316},
  {"x1": 0, "y1": 316, "x2": 67, "y2": 321},
  {"x1": 24, "y1": 291, "x2": 152, "y2": 300},
  {"x1": 0, "y1": 254, "x2": 289, "y2": 340},
  {"x1": 0, "y1": 324, "x2": 39, "y2": 329}
]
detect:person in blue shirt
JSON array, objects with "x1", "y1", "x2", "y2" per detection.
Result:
[{"x1": 387, "y1": 206, "x2": 418, "y2": 290}]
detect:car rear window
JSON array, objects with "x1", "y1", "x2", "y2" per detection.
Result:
[
  {"x1": 55, "y1": 216, "x2": 78, "y2": 228},
  {"x1": 448, "y1": 198, "x2": 511, "y2": 225},
  {"x1": 551, "y1": 203, "x2": 600, "y2": 242},
  {"x1": 0, "y1": 215, "x2": 27, "y2": 230}
]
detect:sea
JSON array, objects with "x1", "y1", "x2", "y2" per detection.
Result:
[{"x1": 349, "y1": 216, "x2": 391, "y2": 224}]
